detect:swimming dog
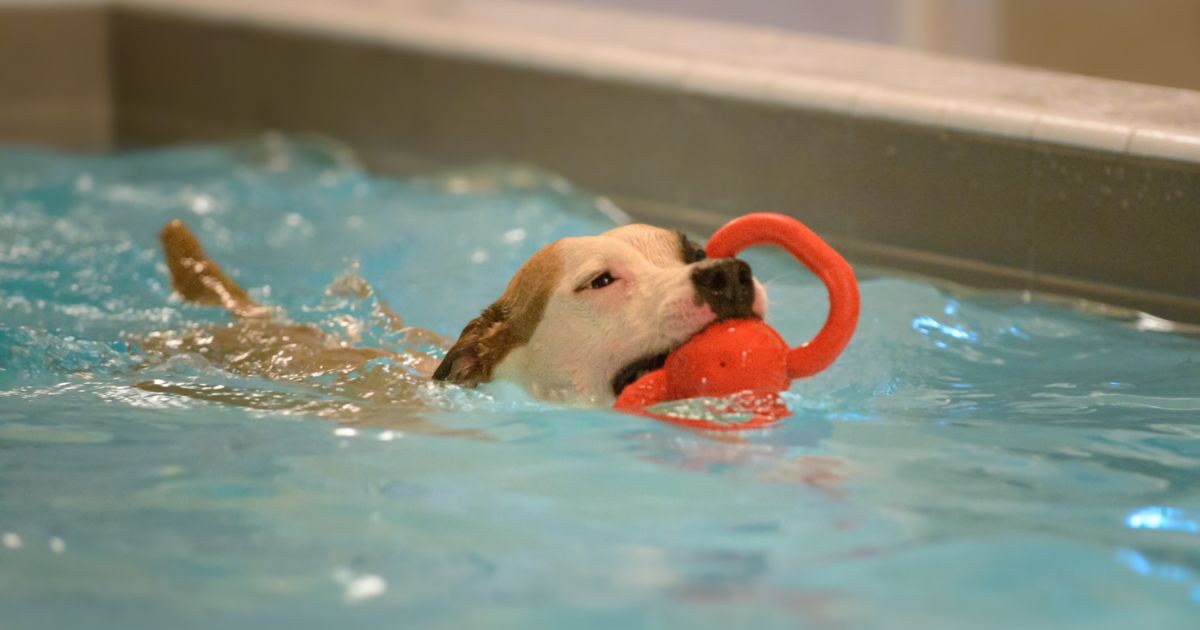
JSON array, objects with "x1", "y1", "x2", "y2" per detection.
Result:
[{"x1": 153, "y1": 219, "x2": 766, "y2": 407}]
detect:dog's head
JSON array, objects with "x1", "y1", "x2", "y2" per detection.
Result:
[{"x1": 433, "y1": 225, "x2": 767, "y2": 405}]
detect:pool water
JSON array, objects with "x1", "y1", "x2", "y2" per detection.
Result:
[{"x1": 1, "y1": 136, "x2": 1198, "y2": 629}]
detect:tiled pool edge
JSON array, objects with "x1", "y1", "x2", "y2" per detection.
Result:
[
  {"x1": 116, "y1": 0, "x2": 1200, "y2": 163},
  {"x1": 4, "y1": 1, "x2": 1199, "y2": 323},
  {"x1": 108, "y1": 5, "x2": 1200, "y2": 323}
]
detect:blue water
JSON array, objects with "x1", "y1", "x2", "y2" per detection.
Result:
[{"x1": 1, "y1": 136, "x2": 1198, "y2": 629}]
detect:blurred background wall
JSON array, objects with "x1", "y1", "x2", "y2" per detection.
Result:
[{"x1": 556, "y1": 0, "x2": 1200, "y2": 91}]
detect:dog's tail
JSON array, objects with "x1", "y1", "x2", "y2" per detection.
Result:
[{"x1": 159, "y1": 219, "x2": 270, "y2": 318}]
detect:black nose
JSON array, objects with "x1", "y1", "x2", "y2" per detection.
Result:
[{"x1": 691, "y1": 259, "x2": 756, "y2": 319}]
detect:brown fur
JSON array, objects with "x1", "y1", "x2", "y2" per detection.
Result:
[
  {"x1": 152, "y1": 220, "x2": 444, "y2": 382},
  {"x1": 140, "y1": 219, "x2": 486, "y2": 435},
  {"x1": 159, "y1": 220, "x2": 270, "y2": 318},
  {"x1": 433, "y1": 243, "x2": 563, "y2": 386}
]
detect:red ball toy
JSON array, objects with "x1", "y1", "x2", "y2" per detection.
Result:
[{"x1": 614, "y1": 213, "x2": 860, "y2": 430}]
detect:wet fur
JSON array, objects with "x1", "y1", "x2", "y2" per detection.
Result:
[
  {"x1": 145, "y1": 220, "x2": 842, "y2": 487},
  {"x1": 150, "y1": 219, "x2": 765, "y2": 410},
  {"x1": 434, "y1": 244, "x2": 563, "y2": 386}
]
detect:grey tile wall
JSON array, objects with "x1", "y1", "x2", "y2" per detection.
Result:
[{"x1": 3, "y1": 4, "x2": 1198, "y2": 322}]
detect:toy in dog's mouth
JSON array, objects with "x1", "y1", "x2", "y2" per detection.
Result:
[
  {"x1": 610, "y1": 314, "x2": 761, "y2": 398},
  {"x1": 609, "y1": 286, "x2": 758, "y2": 396},
  {"x1": 612, "y1": 352, "x2": 670, "y2": 398},
  {"x1": 613, "y1": 260, "x2": 762, "y2": 398},
  {"x1": 612, "y1": 213, "x2": 860, "y2": 429}
]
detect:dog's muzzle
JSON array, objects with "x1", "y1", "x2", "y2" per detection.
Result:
[{"x1": 691, "y1": 259, "x2": 756, "y2": 320}]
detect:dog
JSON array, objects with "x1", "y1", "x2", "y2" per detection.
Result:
[{"x1": 151, "y1": 218, "x2": 766, "y2": 408}]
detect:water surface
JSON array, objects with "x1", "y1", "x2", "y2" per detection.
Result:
[{"x1": 1, "y1": 137, "x2": 1198, "y2": 629}]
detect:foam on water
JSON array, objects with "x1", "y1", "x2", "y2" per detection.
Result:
[{"x1": 1, "y1": 136, "x2": 1198, "y2": 629}]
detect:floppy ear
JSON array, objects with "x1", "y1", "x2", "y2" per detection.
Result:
[
  {"x1": 433, "y1": 302, "x2": 519, "y2": 387},
  {"x1": 435, "y1": 242, "x2": 561, "y2": 388}
]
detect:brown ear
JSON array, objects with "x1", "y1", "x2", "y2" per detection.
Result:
[
  {"x1": 435, "y1": 242, "x2": 562, "y2": 387},
  {"x1": 433, "y1": 302, "x2": 520, "y2": 387}
]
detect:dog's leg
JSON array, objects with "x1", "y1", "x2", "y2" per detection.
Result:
[{"x1": 160, "y1": 219, "x2": 273, "y2": 318}]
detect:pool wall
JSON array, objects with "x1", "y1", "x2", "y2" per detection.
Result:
[
  {"x1": 4, "y1": 0, "x2": 1200, "y2": 323},
  {"x1": 0, "y1": 2, "x2": 110, "y2": 150}
]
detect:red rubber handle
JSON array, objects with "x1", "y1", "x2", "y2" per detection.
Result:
[{"x1": 705, "y1": 213, "x2": 859, "y2": 379}]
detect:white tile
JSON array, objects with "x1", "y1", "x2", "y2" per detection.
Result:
[
  {"x1": 537, "y1": 42, "x2": 691, "y2": 88},
  {"x1": 942, "y1": 101, "x2": 1037, "y2": 142},
  {"x1": 852, "y1": 87, "x2": 948, "y2": 127},
  {"x1": 1032, "y1": 115, "x2": 1134, "y2": 153},
  {"x1": 766, "y1": 74, "x2": 860, "y2": 115},
  {"x1": 1128, "y1": 128, "x2": 1200, "y2": 164},
  {"x1": 683, "y1": 62, "x2": 778, "y2": 102}
]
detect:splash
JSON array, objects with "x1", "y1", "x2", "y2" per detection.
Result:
[{"x1": 0, "y1": 136, "x2": 621, "y2": 421}]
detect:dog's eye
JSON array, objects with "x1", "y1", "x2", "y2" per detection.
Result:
[{"x1": 589, "y1": 272, "x2": 616, "y2": 290}]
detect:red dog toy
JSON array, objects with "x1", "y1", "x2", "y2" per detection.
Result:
[{"x1": 614, "y1": 213, "x2": 859, "y2": 430}]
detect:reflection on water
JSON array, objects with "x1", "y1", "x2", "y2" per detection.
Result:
[
  {"x1": 1126, "y1": 506, "x2": 1199, "y2": 533},
  {"x1": 1, "y1": 136, "x2": 1198, "y2": 629}
]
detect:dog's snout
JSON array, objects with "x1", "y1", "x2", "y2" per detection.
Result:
[{"x1": 691, "y1": 259, "x2": 755, "y2": 319}]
